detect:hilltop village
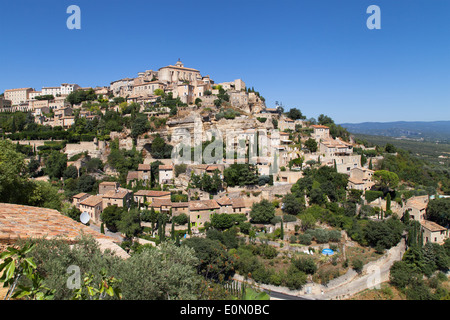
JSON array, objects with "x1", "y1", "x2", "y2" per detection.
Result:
[{"x1": 0, "y1": 61, "x2": 449, "y2": 300}]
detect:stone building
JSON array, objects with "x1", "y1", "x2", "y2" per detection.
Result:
[
  {"x1": 133, "y1": 190, "x2": 171, "y2": 206},
  {"x1": 188, "y1": 200, "x2": 220, "y2": 229},
  {"x1": 420, "y1": 220, "x2": 449, "y2": 244},
  {"x1": 4, "y1": 87, "x2": 34, "y2": 106},
  {"x1": 158, "y1": 60, "x2": 201, "y2": 83},
  {"x1": 79, "y1": 195, "x2": 103, "y2": 224}
]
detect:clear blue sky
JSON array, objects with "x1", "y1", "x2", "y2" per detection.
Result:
[{"x1": 0, "y1": 0, "x2": 449, "y2": 123}]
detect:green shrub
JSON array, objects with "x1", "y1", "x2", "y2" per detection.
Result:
[
  {"x1": 365, "y1": 190, "x2": 384, "y2": 203},
  {"x1": 298, "y1": 233, "x2": 312, "y2": 245}
]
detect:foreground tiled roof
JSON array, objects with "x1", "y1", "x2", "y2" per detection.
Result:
[{"x1": 0, "y1": 203, "x2": 115, "y2": 243}]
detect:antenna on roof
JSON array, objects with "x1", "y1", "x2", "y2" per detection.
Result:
[{"x1": 80, "y1": 211, "x2": 90, "y2": 225}]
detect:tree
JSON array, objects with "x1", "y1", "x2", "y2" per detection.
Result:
[
  {"x1": 27, "y1": 181, "x2": 63, "y2": 211},
  {"x1": 174, "y1": 164, "x2": 187, "y2": 177},
  {"x1": 117, "y1": 208, "x2": 142, "y2": 239},
  {"x1": 76, "y1": 174, "x2": 96, "y2": 193},
  {"x1": 0, "y1": 243, "x2": 55, "y2": 300},
  {"x1": 287, "y1": 108, "x2": 306, "y2": 120},
  {"x1": 63, "y1": 165, "x2": 78, "y2": 180},
  {"x1": 304, "y1": 138, "x2": 318, "y2": 153},
  {"x1": 426, "y1": 198, "x2": 450, "y2": 228},
  {"x1": 364, "y1": 218, "x2": 403, "y2": 250},
  {"x1": 373, "y1": 170, "x2": 399, "y2": 192},
  {"x1": 0, "y1": 140, "x2": 34, "y2": 204},
  {"x1": 250, "y1": 199, "x2": 275, "y2": 224},
  {"x1": 351, "y1": 258, "x2": 364, "y2": 274},
  {"x1": 390, "y1": 261, "x2": 418, "y2": 289},
  {"x1": 71, "y1": 269, "x2": 122, "y2": 300},
  {"x1": 282, "y1": 193, "x2": 304, "y2": 215},
  {"x1": 223, "y1": 164, "x2": 258, "y2": 187},
  {"x1": 117, "y1": 242, "x2": 202, "y2": 299},
  {"x1": 386, "y1": 193, "x2": 392, "y2": 211},
  {"x1": 130, "y1": 114, "x2": 149, "y2": 139},
  {"x1": 150, "y1": 134, "x2": 173, "y2": 159},
  {"x1": 280, "y1": 220, "x2": 284, "y2": 240},
  {"x1": 299, "y1": 213, "x2": 316, "y2": 231},
  {"x1": 385, "y1": 143, "x2": 397, "y2": 153},
  {"x1": 172, "y1": 213, "x2": 189, "y2": 226},
  {"x1": 44, "y1": 151, "x2": 67, "y2": 180},
  {"x1": 317, "y1": 114, "x2": 334, "y2": 126},
  {"x1": 100, "y1": 205, "x2": 123, "y2": 233},
  {"x1": 292, "y1": 257, "x2": 317, "y2": 275},
  {"x1": 182, "y1": 237, "x2": 235, "y2": 282},
  {"x1": 210, "y1": 213, "x2": 235, "y2": 230}
]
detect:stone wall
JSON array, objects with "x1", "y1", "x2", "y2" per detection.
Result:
[{"x1": 64, "y1": 140, "x2": 106, "y2": 159}]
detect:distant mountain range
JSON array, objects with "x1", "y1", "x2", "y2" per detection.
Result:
[{"x1": 339, "y1": 121, "x2": 450, "y2": 143}]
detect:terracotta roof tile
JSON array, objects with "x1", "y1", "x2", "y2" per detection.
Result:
[
  {"x1": 134, "y1": 190, "x2": 171, "y2": 197},
  {"x1": 189, "y1": 200, "x2": 220, "y2": 211},
  {"x1": 80, "y1": 195, "x2": 103, "y2": 207},
  {"x1": 0, "y1": 203, "x2": 115, "y2": 243},
  {"x1": 420, "y1": 220, "x2": 447, "y2": 232}
]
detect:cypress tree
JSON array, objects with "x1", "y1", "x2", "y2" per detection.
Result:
[
  {"x1": 188, "y1": 217, "x2": 192, "y2": 235},
  {"x1": 171, "y1": 222, "x2": 175, "y2": 240},
  {"x1": 100, "y1": 223, "x2": 105, "y2": 234},
  {"x1": 368, "y1": 159, "x2": 373, "y2": 170},
  {"x1": 176, "y1": 233, "x2": 180, "y2": 246},
  {"x1": 280, "y1": 220, "x2": 284, "y2": 240},
  {"x1": 386, "y1": 193, "x2": 391, "y2": 211}
]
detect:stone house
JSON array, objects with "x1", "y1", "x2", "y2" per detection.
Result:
[
  {"x1": 159, "y1": 165, "x2": 174, "y2": 185},
  {"x1": 171, "y1": 202, "x2": 189, "y2": 216},
  {"x1": 420, "y1": 220, "x2": 449, "y2": 244},
  {"x1": 404, "y1": 195, "x2": 429, "y2": 222},
  {"x1": 79, "y1": 195, "x2": 103, "y2": 224},
  {"x1": 98, "y1": 181, "x2": 119, "y2": 195},
  {"x1": 133, "y1": 190, "x2": 171, "y2": 206},
  {"x1": 102, "y1": 188, "x2": 132, "y2": 209},
  {"x1": 148, "y1": 198, "x2": 173, "y2": 214},
  {"x1": 188, "y1": 200, "x2": 220, "y2": 228},
  {"x1": 279, "y1": 118, "x2": 296, "y2": 132},
  {"x1": 311, "y1": 125, "x2": 330, "y2": 141},
  {"x1": 348, "y1": 167, "x2": 375, "y2": 191},
  {"x1": 216, "y1": 196, "x2": 233, "y2": 214},
  {"x1": 72, "y1": 192, "x2": 90, "y2": 209}
]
